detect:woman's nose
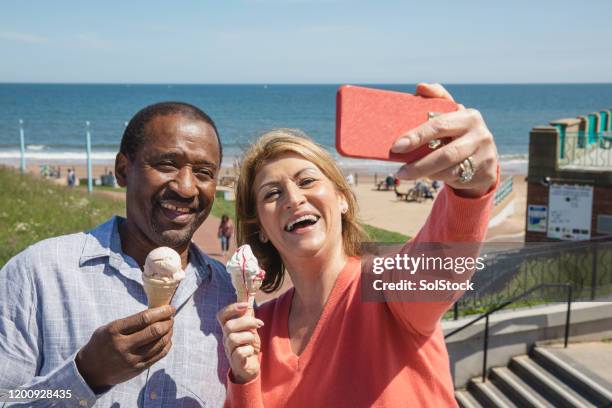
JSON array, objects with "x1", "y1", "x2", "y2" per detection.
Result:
[{"x1": 284, "y1": 183, "x2": 306, "y2": 209}]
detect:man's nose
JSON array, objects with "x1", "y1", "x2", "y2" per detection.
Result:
[
  {"x1": 170, "y1": 166, "x2": 198, "y2": 198},
  {"x1": 284, "y1": 183, "x2": 306, "y2": 209}
]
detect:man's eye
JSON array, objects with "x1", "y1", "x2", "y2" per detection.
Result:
[
  {"x1": 156, "y1": 161, "x2": 177, "y2": 170},
  {"x1": 195, "y1": 168, "x2": 214, "y2": 177}
]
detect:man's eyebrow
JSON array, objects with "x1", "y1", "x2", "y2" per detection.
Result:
[
  {"x1": 154, "y1": 152, "x2": 179, "y2": 160},
  {"x1": 256, "y1": 167, "x2": 318, "y2": 194},
  {"x1": 150, "y1": 151, "x2": 218, "y2": 168}
]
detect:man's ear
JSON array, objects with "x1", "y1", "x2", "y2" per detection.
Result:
[{"x1": 115, "y1": 152, "x2": 129, "y2": 187}]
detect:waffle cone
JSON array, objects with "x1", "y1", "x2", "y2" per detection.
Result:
[{"x1": 143, "y1": 276, "x2": 179, "y2": 308}]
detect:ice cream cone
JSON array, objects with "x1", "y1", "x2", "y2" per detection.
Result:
[
  {"x1": 226, "y1": 245, "x2": 266, "y2": 308},
  {"x1": 143, "y1": 276, "x2": 179, "y2": 308}
]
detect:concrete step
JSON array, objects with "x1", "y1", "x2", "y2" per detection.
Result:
[
  {"x1": 531, "y1": 347, "x2": 612, "y2": 407},
  {"x1": 489, "y1": 366, "x2": 554, "y2": 408},
  {"x1": 468, "y1": 377, "x2": 519, "y2": 408},
  {"x1": 509, "y1": 355, "x2": 596, "y2": 408},
  {"x1": 455, "y1": 389, "x2": 484, "y2": 408}
]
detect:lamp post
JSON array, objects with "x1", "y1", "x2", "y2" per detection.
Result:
[
  {"x1": 19, "y1": 119, "x2": 26, "y2": 174},
  {"x1": 86, "y1": 121, "x2": 93, "y2": 193}
]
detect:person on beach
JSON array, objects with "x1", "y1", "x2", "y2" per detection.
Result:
[
  {"x1": 0, "y1": 102, "x2": 235, "y2": 407},
  {"x1": 217, "y1": 83, "x2": 499, "y2": 407},
  {"x1": 218, "y1": 214, "x2": 234, "y2": 257},
  {"x1": 67, "y1": 167, "x2": 76, "y2": 187}
]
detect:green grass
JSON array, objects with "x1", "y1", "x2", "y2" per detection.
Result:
[
  {"x1": 77, "y1": 184, "x2": 126, "y2": 192},
  {"x1": 0, "y1": 167, "x2": 125, "y2": 267},
  {"x1": 212, "y1": 191, "x2": 238, "y2": 219},
  {"x1": 362, "y1": 224, "x2": 409, "y2": 243}
]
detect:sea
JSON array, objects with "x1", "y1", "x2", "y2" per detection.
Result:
[{"x1": 1, "y1": 83, "x2": 611, "y2": 174}]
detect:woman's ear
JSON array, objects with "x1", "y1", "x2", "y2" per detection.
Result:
[{"x1": 338, "y1": 194, "x2": 349, "y2": 214}]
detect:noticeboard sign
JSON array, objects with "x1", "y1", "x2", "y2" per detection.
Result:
[
  {"x1": 527, "y1": 204, "x2": 547, "y2": 232},
  {"x1": 547, "y1": 184, "x2": 593, "y2": 241}
]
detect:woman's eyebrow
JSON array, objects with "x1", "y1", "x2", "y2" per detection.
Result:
[{"x1": 256, "y1": 167, "x2": 318, "y2": 194}]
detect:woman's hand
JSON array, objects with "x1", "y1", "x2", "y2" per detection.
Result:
[
  {"x1": 217, "y1": 302, "x2": 264, "y2": 384},
  {"x1": 391, "y1": 83, "x2": 498, "y2": 198}
]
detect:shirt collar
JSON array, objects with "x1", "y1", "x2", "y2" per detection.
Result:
[{"x1": 79, "y1": 216, "x2": 213, "y2": 283}]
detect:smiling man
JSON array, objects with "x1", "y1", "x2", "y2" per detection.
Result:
[{"x1": 0, "y1": 102, "x2": 236, "y2": 407}]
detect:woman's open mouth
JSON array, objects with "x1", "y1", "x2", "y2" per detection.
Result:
[{"x1": 284, "y1": 214, "x2": 320, "y2": 234}]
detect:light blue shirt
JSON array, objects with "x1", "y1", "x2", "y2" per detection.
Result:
[{"x1": 0, "y1": 216, "x2": 236, "y2": 407}]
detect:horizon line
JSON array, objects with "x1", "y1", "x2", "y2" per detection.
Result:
[{"x1": 1, "y1": 81, "x2": 612, "y2": 86}]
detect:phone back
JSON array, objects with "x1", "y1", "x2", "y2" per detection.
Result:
[{"x1": 335, "y1": 85, "x2": 458, "y2": 163}]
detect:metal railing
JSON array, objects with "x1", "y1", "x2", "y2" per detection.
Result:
[
  {"x1": 448, "y1": 237, "x2": 612, "y2": 320},
  {"x1": 493, "y1": 176, "x2": 513, "y2": 206},
  {"x1": 445, "y1": 283, "x2": 573, "y2": 383},
  {"x1": 558, "y1": 131, "x2": 612, "y2": 168}
]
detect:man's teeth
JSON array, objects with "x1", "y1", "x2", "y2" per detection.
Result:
[
  {"x1": 161, "y1": 203, "x2": 191, "y2": 214},
  {"x1": 286, "y1": 215, "x2": 319, "y2": 231}
]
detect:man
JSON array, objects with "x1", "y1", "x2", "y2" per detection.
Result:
[{"x1": 0, "y1": 102, "x2": 236, "y2": 407}]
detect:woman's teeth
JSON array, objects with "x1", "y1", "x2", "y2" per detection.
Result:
[{"x1": 286, "y1": 215, "x2": 320, "y2": 232}]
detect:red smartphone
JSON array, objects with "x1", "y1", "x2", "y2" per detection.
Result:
[{"x1": 335, "y1": 85, "x2": 458, "y2": 163}]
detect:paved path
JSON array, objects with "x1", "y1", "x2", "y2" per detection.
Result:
[{"x1": 192, "y1": 214, "x2": 236, "y2": 263}]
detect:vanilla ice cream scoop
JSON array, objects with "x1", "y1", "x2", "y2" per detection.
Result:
[
  {"x1": 226, "y1": 245, "x2": 266, "y2": 307},
  {"x1": 144, "y1": 246, "x2": 185, "y2": 283}
]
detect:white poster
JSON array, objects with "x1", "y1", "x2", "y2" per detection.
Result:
[
  {"x1": 547, "y1": 184, "x2": 593, "y2": 241},
  {"x1": 527, "y1": 204, "x2": 547, "y2": 232}
]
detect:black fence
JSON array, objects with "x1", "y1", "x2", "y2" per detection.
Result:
[{"x1": 449, "y1": 236, "x2": 612, "y2": 320}]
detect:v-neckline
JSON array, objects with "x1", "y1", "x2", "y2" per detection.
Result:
[{"x1": 279, "y1": 257, "x2": 359, "y2": 370}]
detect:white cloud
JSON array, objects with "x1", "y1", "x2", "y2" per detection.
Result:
[
  {"x1": 0, "y1": 31, "x2": 50, "y2": 44},
  {"x1": 74, "y1": 33, "x2": 113, "y2": 51}
]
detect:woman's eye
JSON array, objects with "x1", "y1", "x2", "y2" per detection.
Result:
[
  {"x1": 300, "y1": 178, "x2": 316, "y2": 187},
  {"x1": 264, "y1": 190, "x2": 280, "y2": 200}
]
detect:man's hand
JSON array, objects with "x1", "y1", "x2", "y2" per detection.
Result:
[
  {"x1": 217, "y1": 303, "x2": 263, "y2": 384},
  {"x1": 76, "y1": 305, "x2": 176, "y2": 391}
]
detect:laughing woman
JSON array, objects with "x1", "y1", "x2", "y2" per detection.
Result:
[{"x1": 217, "y1": 84, "x2": 499, "y2": 408}]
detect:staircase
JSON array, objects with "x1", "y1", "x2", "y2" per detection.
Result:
[{"x1": 455, "y1": 346, "x2": 612, "y2": 408}]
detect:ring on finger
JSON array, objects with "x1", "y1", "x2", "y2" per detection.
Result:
[
  {"x1": 427, "y1": 112, "x2": 442, "y2": 149},
  {"x1": 458, "y1": 156, "x2": 475, "y2": 183}
]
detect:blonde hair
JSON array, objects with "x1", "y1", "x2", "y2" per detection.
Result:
[{"x1": 235, "y1": 129, "x2": 365, "y2": 293}]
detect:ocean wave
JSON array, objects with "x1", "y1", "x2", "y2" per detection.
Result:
[
  {"x1": 0, "y1": 147, "x2": 530, "y2": 174},
  {"x1": 26, "y1": 144, "x2": 47, "y2": 151},
  {"x1": 0, "y1": 150, "x2": 118, "y2": 161}
]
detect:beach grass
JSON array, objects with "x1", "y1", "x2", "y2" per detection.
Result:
[
  {"x1": 212, "y1": 191, "x2": 237, "y2": 220},
  {"x1": 0, "y1": 166, "x2": 125, "y2": 267}
]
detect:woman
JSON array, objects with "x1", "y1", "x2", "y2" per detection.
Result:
[
  {"x1": 217, "y1": 84, "x2": 499, "y2": 407},
  {"x1": 218, "y1": 214, "x2": 234, "y2": 257}
]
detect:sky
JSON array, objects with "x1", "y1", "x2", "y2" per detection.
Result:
[{"x1": 1, "y1": 0, "x2": 611, "y2": 84}]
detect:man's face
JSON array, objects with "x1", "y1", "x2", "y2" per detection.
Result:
[{"x1": 118, "y1": 114, "x2": 220, "y2": 249}]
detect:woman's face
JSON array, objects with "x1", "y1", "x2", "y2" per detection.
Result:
[{"x1": 253, "y1": 153, "x2": 347, "y2": 261}]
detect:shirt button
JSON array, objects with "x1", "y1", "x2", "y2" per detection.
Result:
[
  {"x1": 150, "y1": 391, "x2": 158, "y2": 400},
  {"x1": 79, "y1": 400, "x2": 88, "y2": 407}
]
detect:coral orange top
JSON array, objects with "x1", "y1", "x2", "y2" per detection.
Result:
[{"x1": 226, "y1": 183, "x2": 496, "y2": 408}]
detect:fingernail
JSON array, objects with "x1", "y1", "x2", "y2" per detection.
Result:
[
  {"x1": 256, "y1": 320, "x2": 265, "y2": 328},
  {"x1": 236, "y1": 303, "x2": 249, "y2": 310},
  {"x1": 391, "y1": 138, "x2": 411, "y2": 153}
]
